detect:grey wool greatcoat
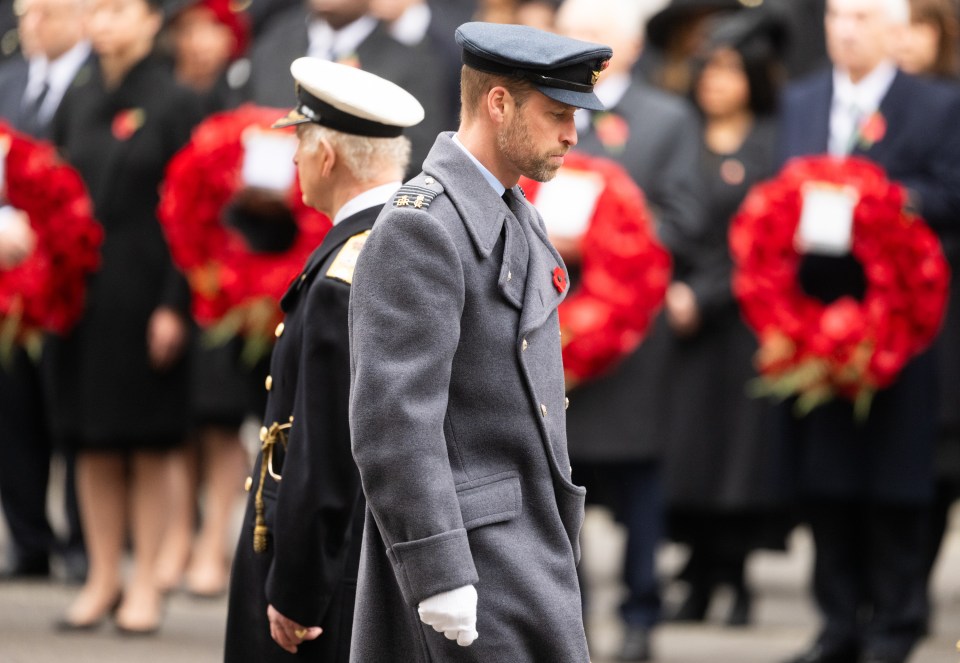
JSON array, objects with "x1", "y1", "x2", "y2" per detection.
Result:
[{"x1": 348, "y1": 133, "x2": 589, "y2": 663}]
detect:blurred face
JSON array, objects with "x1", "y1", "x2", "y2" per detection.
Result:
[
  {"x1": 825, "y1": 0, "x2": 897, "y2": 77},
  {"x1": 369, "y1": 0, "x2": 415, "y2": 23},
  {"x1": 497, "y1": 90, "x2": 577, "y2": 182},
  {"x1": 171, "y1": 6, "x2": 235, "y2": 85},
  {"x1": 85, "y1": 0, "x2": 161, "y2": 58},
  {"x1": 556, "y1": 4, "x2": 641, "y2": 76},
  {"x1": 892, "y1": 19, "x2": 941, "y2": 74},
  {"x1": 696, "y1": 47, "x2": 750, "y2": 118},
  {"x1": 308, "y1": 0, "x2": 369, "y2": 26},
  {"x1": 17, "y1": 0, "x2": 84, "y2": 60}
]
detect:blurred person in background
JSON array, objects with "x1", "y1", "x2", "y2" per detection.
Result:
[
  {"x1": 151, "y1": 0, "x2": 256, "y2": 598},
  {"x1": 660, "y1": 6, "x2": 790, "y2": 629},
  {"x1": 892, "y1": 0, "x2": 960, "y2": 635},
  {"x1": 47, "y1": 0, "x2": 203, "y2": 633},
  {"x1": 778, "y1": 0, "x2": 960, "y2": 660},
  {"x1": 244, "y1": 0, "x2": 449, "y2": 176},
  {"x1": 0, "y1": 0, "x2": 89, "y2": 583},
  {"x1": 555, "y1": 0, "x2": 706, "y2": 659}
]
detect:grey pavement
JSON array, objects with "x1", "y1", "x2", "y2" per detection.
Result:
[{"x1": 1, "y1": 504, "x2": 958, "y2": 662}]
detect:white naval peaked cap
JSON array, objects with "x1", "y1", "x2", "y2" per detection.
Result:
[{"x1": 272, "y1": 57, "x2": 426, "y2": 136}]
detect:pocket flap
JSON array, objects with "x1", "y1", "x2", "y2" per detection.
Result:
[{"x1": 455, "y1": 471, "x2": 522, "y2": 530}]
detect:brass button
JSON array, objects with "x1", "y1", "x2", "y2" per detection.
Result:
[
  {"x1": 424, "y1": 176, "x2": 435, "y2": 185},
  {"x1": 521, "y1": 338, "x2": 528, "y2": 351},
  {"x1": 540, "y1": 403, "x2": 547, "y2": 417},
  {"x1": 300, "y1": 274, "x2": 307, "y2": 282},
  {"x1": 259, "y1": 426, "x2": 268, "y2": 442},
  {"x1": 275, "y1": 322, "x2": 285, "y2": 338},
  {"x1": 565, "y1": 397, "x2": 570, "y2": 410},
  {"x1": 244, "y1": 476, "x2": 253, "y2": 492},
  {"x1": 265, "y1": 375, "x2": 273, "y2": 391}
]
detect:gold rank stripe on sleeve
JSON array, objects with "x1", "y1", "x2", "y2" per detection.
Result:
[
  {"x1": 326, "y1": 230, "x2": 372, "y2": 285},
  {"x1": 393, "y1": 184, "x2": 440, "y2": 209}
]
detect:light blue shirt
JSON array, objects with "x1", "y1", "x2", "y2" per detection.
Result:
[{"x1": 452, "y1": 133, "x2": 506, "y2": 197}]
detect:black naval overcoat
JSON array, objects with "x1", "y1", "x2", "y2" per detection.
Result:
[
  {"x1": 224, "y1": 207, "x2": 378, "y2": 662},
  {"x1": 46, "y1": 55, "x2": 201, "y2": 449}
]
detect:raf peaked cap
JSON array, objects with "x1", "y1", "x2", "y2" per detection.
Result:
[
  {"x1": 455, "y1": 22, "x2": 613, "y2": 111},
  {"x1": 273, "y1": 57, "x2": 425, "y2": 136}
]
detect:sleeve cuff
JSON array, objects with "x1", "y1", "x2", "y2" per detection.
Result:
[{"x1": 386, "y1": 528, "x2": 478, "y2": 606}]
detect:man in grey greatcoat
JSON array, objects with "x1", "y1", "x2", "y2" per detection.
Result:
[{"x1": 347, "y1": 21, "x2": 613, "y2": 663}]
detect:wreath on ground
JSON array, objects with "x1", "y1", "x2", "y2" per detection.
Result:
[
  {"x1": 521, "y1": 150, "x2": 672, "y2": 384},
  {"x1": 730, "y1": 155, "x2": 949, "y2": 417},
  {"x1": 159, "y1": 104, "x2": 331, "y2": 363},
  {"x1": 0, "y1": 124, "x2": 102, "y2": 360}
]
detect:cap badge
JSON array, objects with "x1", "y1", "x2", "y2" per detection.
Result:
[
  {"x1": 591, "y1": 59, "x2": 610, "y2": 86},
  {"x1": 553, "y1": 266, "x2": 567, "y2": 293}
]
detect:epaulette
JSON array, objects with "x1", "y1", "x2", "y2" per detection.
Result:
[
  {"x1": 326, "y1": 230, "x2": 372, "y2": 285},
  {"x1": 392, "y1": 175, "x2": 444, "y2": 209}
]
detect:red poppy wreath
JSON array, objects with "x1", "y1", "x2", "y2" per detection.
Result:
[
  {"x1": 521, "y1": 151, "x2": 672, "y2": 384},
  {"x1": 0, "y1": 124, "x2": 102, "y2": 358},
  {"x1": 159, "y1": 105, "x2": 331, "y2": 362},
  {"x1": 730, "y1": 155, "x2": 949, "y2": 417}
]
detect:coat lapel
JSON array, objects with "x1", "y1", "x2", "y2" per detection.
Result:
[
  {"x1": 851, "y1": 71, "x2": 904, "y2": 162},
  {"x1": 805, "y1": 72, "x2": 833, "y2": 155},
  {"x1": 423, "y1": 133, "x2": 529, "y2": 310},
  {"x1": 513, "y1": 193, "x2": 568, "y2": 337}
]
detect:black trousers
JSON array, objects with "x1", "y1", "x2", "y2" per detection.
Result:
[
  {"x1": 0, "y1": 348, "x2": 82, "y2": 565},
  {"x1": 806, "y1": 502, "x2": 928, "y2": 661}
]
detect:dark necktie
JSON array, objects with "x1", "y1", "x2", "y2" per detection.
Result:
[{"x1": 20, "y1": 80, "x2": 50, "y2": 136}]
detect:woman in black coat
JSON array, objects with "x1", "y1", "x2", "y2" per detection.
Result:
[
  {"x1": 661, "y1": 9, "x2": 790, "y2": 626},
  {"x1": 47, "y1": 0, "x2": 202, "y2": 633}
]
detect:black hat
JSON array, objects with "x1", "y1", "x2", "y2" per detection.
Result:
[
  {"x1": 272, "y1": 57, "x2": 425, "y2": 136},
  {"x1": 646, "y1": 0, "x2": 759, "y2": 50},
  {"x1": 455, "y1": 22, "x2": 613, "y2": 111},
  {"x1": 702, "y1": 5, "x2": 789, "y2": 61}
]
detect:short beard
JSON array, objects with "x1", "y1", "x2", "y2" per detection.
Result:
[{"x1": 496, "y1": 110, "x2": 563, "y2": 183}]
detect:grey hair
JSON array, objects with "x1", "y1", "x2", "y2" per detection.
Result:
[{"x1": 299, "y1": 123, "x2": 411, "y2": 179}]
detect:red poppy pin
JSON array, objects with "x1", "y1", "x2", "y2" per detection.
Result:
[
  {"x1": 552, "y1": 266, "x2": 567, "y2": 293},
  {"x1": 857, "y1": 111, "x2": 887, "y2": 150},
  {"x1": 111, "y1": 108, "x2": 145, "y2": 141},
  {"x1": 593, "y1": 112, "x2": 630, "y2": 154}
]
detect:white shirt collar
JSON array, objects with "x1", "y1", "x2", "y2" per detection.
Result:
[
  {"x1": 452, "y1": 133, "x2": 505, "y2": 197},
  {"x1": 25, "y1": 41, "x2": 90, "y2": 121},
  {"x1": 307, "y1": 15, "x2": 378, "y2": 62},
  {"x1": 389, "y1": 3, "x2": 431, "y2": 46},
  {"x1": 332, "y1": 181, "x2": 401, "y2": 225},
  {"x1": 832, "y1": 60, "x2": 898, "y2": 115}
]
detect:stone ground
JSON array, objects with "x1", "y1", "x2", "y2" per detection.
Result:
[{"x1": 1, "y1": 479, "x2": 958, "y2": 662}]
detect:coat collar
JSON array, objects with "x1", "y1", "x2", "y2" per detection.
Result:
[
  {"x1": 422, "y1": 132, "x2": 509, "y2": 258},
  {"x1": 280, "y1": 204, "x2": 380, "y2": 308}
]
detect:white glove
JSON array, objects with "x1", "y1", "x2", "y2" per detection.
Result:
[{"x1": 417, "y1": 584, "x2": 478, "y2": 646}]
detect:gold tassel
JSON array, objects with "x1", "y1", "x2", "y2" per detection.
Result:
[
  {"x1": 250, "y1": 421, "x2": 291, "y2": 554},
  {"x1": 253, "y1": 449, "x2": 270, "y2": 553}
]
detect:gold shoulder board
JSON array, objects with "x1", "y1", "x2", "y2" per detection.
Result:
[{"x1": 326, "y1": 230, "x2": 372, "y2": 285}]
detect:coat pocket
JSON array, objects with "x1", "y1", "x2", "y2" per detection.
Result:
[{"x1": 455, "y1": 470, "x2": 522, "y2": 530}]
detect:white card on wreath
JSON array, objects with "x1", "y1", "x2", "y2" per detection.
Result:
[
  {"x1": 241, "y1": 129, "x2": 298, "y2": 193},
  {"x1": 532, "y1": 168, "x2": 603, "y2": 239},
  {"x1": 795, "y1": 182, "x2": 858, "y2": 256}
]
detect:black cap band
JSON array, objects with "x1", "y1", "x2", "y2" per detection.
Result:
[
  {"x1": 296, "y1": 85, "x2": 404, "y2": 138},
  {"x1": 461, "y1": 50, "x2": 596, "y2": 94}
]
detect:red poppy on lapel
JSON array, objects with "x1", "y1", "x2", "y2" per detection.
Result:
[
  {"x1": 111, "y1": 108, "x2": 145, "y2": 141},
  {"x1": 553, "y1": 266, "x2": 567, "y2": 293},
  {"x1": 857, "y1": 111, "x2": 887, "y2": 150},
  {"x1": 593, "y1": 112, "x2": 629, "y2": 153}
]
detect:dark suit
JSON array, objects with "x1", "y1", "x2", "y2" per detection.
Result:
[
  {"x1": 779, "y1": 68, "x2": 960, "y2": 661},
  {"x1": 568, "y1": 79, "x2": 706, "y2": 630},
  {"x1": 224, "y1": 206, "x2": 377, "y2": 663},
  {"x1": 0, "y1": 53, "x2": 83, "y2": 574},
  {"x1": 245, "y1": 7, "x2": 451, "y2": 175}
]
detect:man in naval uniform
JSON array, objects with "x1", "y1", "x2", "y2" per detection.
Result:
[
  {"x1": 347, "y1": 22, "x2": 612, "y2": 663},
  {"x1": 223, "y1": 56, "x2": 424, "y2": 662}
]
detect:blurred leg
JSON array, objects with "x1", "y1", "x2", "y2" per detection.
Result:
[
  {"x1": 154, "y1": 443, "x2": 197, "y2": 592},
  {"x1": 63, "y1": 451, "x2": 125, "y2": 625},
  {"x1": 116, "y1": 450, "x2": 170, "y2": 632},
  {"x1": 186, "y1": 426, "x2": 246, "y2": 596}
]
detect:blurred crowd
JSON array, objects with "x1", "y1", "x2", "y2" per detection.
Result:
[{"x1": 0, "y1": 0, "x2": 959, "y2": 661}]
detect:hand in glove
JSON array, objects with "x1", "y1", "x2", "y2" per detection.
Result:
[{"x1": 417, "y1": 584, "x2": 478, "y2": 646}]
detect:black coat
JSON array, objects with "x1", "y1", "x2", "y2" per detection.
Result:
[
  {"x1": 244, "y1": 9, "x2": 452, "y2": 176},
  {"x1": 566, "y1": 81, "x2": 707, "y2": 462},
  {"x1": 663, "y1": 119, "x2": 784, "y2": 509},
  {"x1": 779, "y1": 69, "x2": 960, "y2": 503},
  {"x1": 224, "y1": 207, "x2": 375, "y2": 663},
  {"x1": 45, "y1": 55, "x2": 203, "y2": 448}
]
